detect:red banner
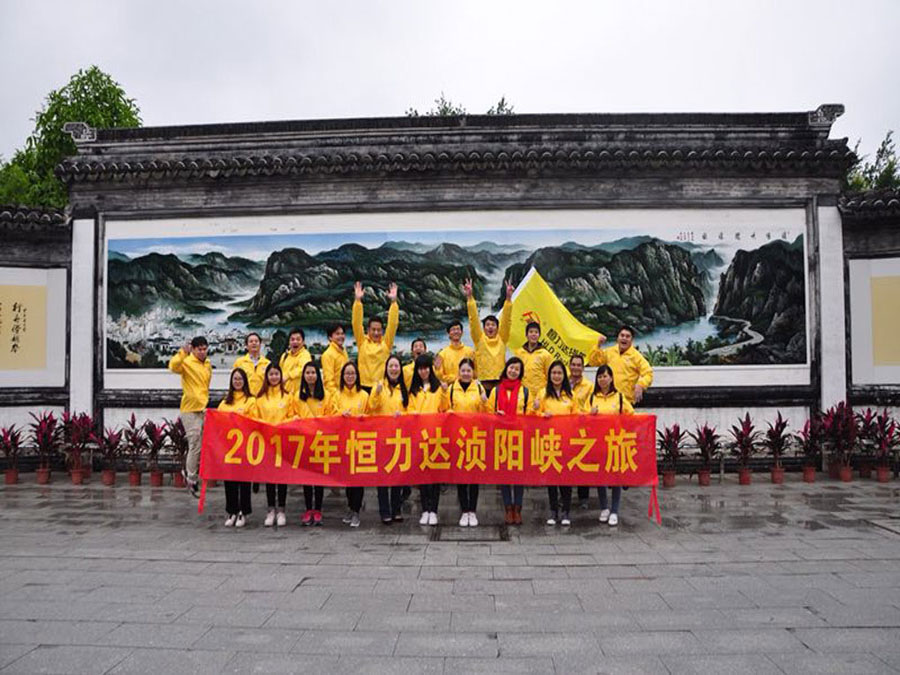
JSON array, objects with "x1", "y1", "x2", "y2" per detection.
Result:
[{"x1": 199, "y1": 410, "x2": 660, "y2": 519}]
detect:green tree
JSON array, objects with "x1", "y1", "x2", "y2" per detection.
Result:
[
  {"x1": 406, "y1": 93, "x2": 514, "y2": 117},
  {"x1": 0, "y1": 66, "x2": 141, "y2": 208},
  {"x1": 846, "y1": 130, "x2": 900, "y2": 192}
]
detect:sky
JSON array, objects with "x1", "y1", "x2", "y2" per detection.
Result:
[{"x1": 1, "y1": 0, "x2": 898, "y2": 163}]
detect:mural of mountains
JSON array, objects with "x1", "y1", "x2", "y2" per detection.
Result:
[
  {"x1": 496, "y1": 240, "x2": 708, "y2": 332},
  {"x1": 229, "y1": 244, "x2": 487, "y2": 329},
  {"x1": 713, "y1": 236, "x2": 806, "y2": 363},
  {"x1": 107, "y1": 252, "x2": 264, "y2": 317}
]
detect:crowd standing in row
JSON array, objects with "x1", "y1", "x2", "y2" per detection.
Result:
[{"x1": 168, "y1": 280, "x2": 653, "y2": 530}]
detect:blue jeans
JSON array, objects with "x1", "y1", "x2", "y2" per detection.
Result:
[
  {"x1": 377, "y1": 486, "x2": 403, "y2": 519},
  {"x1": 598, "y1": 486, "x2": 621, "y2": 514},
  {"x1": 500, "y1": 485, "x2": 524, "y2": 507}
]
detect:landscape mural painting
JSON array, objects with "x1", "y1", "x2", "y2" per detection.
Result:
[{"x1": 104, "y1": 220, "x2": 808, "y2": 372}]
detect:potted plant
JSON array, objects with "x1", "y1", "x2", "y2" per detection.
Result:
[
  {"x1": 729, "y1": 412, "x2": 759, "y2": 485},
  {"x1": 94, "y1": 427, "x2": 123, "y2": 486},
  {"x1": 795, "y1": 414, "x2": 823, "y2": 483},
  {"x1": 822, "y1": 402, "x2": 857, "y2": 482},
  {"x1": 856, "y1": 408, "x2": 879, "y2": 478},
  {"x1": 657, "y1": 424, "x2": 686, "y2": 488},
  {"x1": 872, "y1": 409, "x2": 898, "y2": 483},
  {"x1": 144, "y1": 420, "x2": 167, "y2": 487},
  {"x1": 122, "y1": 413, "x2": 147, "y2": 486},
  {"x1": 29, "y1": 411, "x2": 60, "y2": 484},
  {"x1": 762, "y1": 412, "x2": 790, "y2": 484},
  {"x1": 689, "y1": 423, "x2": 720, "y2": 486},
  {"x1": 165, "y1": 418, "x2": 188, "y2": 488},
  {"x1": 1, "y1": 425, "x2": 22, "y2": 484},
  {"x1": 61, "y1": 412, "x2": 94, "y2": 485}
]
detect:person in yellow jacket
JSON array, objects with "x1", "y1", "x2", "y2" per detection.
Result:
[
  {"x1": 279, "y1": 328, "x2": 312, "y2": 396},
  {"x1": 366, "y1": 355, "x2": 410, "y2": 524},
  {"x1": 320, "y1": 323, "x2": 349, "y2": 397},
  {"x1": 402, "y1": 338, "x2": 427, "y2": 389},
  {"x1": 217, "y1": 368, "x2": 257, "y2": 528},
  {"x1": 328, "y1": 361, "x2": 368, "y2": 528},
  {"x1": 407, "y1": 354, "x2": 449, "y2": 526},
  {"x1": 587, "y1": 324, "x2": 653, "y2": 404},
  {"x1": 447, "y1": 358, "x2": 488, "y2": 528},
  {"x1": 488, "y1": 356, "x2": 534, "y2": 526},
  {"x1": 232, "y1": 332, "x2": 271, "y2": 396},
  {"x1": 168, "y1": 336, "x2": 212, "y2": 498},
  {"x1": 352, "y1": 281, "x2": 399, "y2": 390},
  {"x1": 464, "y1": 277, "x2": 513, "y2": 392},
  {"x1": 515, "y1": 321, "x2": 554, "y2": 395},
  {"x1": 434, "y1": 320, "x2": 476, "y2": 385},
  {"x1": 588, "y1": 365, "x2": 635, "y2": 528},
  {"x1": 533, "y1": 360, "x2": 578, "y2": 527},
  {"x1": 297, "y1": 361, "x2": 328, "y2": 527},
  {"x1": 255, "y1": 364, "x2": 299, "y2": 528},
  {"x1": 569, "y1": 352, "x2": 596, "y2": 509}
]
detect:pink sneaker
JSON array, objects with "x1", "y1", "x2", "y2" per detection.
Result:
[
  {"x1": 313, "y1": 510, "x2": 323, "y2": 526},
  {"x1": 301, "y1": 510, "x2": 313, "y2": 526}
]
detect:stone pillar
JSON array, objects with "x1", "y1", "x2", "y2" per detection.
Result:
[
  {"x1": 817, "y1": 205, "x2": 846, "y2": 408},
  {"x1": 70, "y1": 217, "x2": 96, "y2": 414}
]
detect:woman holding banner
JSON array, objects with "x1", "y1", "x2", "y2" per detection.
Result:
[
  {"x1": 328, "y1": 361, "x2": 369, "y2": 528},
  {"x1": 487, "y1": 357, "x2": 532, "y2": 525},
  {"x1": 534, "y1": 360, "x2": 577, "y2": 526},
  {"x1": 297, "y1": 361, "x2": 327, "y2": 526},
  {"x1": 589, "y1": 365, "x2": 634, "y2": 527},
  {"x1": 448, "y1": 358, "x2": 489, "y2": 527},
  {"x1": 408, "y1": 354, "x2": 448, "y2": 526},
  {"x1": 217, "y1": 368, "x2": 257, "y2": 528},
  {"x1": 367, "y1": 355, "x2": 410, "y2": 524},
  {"x1": 255, "y1": 364, "x2": 299, "y2": 527}
]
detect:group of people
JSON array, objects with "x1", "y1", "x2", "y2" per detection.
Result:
[{"x1": 168, "y1": 279, "x2": 653, "y2": 530}]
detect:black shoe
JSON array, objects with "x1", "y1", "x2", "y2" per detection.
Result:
[
  {"x1": 381, "y1": 517, "x2": 393, "y2": 525},
  {"x1": 393, "y1": 512, "x2": 404, "y2": 522},
  {"x1": 252, "y1": 482, "x2": 260, "y2": 494}
]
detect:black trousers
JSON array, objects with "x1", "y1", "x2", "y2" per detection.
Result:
[
  {"x1": 304, "y1": 485, "x2": 324, "y2": 511},
  {"x1": 224, "y1": 481, "x2": 252, "y2": 515},
  {"x1": 458, "y1": 484, "x2": 479, "y2": 512},
  {"x1": 578, "y1": 485, "x2": 590, "y2": 501},
  {"x1": 266, "y1": 483, "x2": 287, "y2": 508},
  {"x1": 420, "y1": 484, "x2": 441, "y2": 512},
  {"x1": 548, "y1": 486, "x2": 572, "y2": 513},
  {"x1": 346, "y1": 486, "x2": 364, "y2": 513},
  {"x1": 377, "y1": 486, "x2": 403, "y2": 519}
]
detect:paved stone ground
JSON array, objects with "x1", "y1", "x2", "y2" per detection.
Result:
[{"x1": 1, "y1": 475, "x2": 900, "y2": 674}]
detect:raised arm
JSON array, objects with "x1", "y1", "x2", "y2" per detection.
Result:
[
  {"x1": 498, "y1": 280, "x2": 514, "y2": 344},
  {"x1": 351, "y1": 282, "x2": 365, "y2": 346},
  {"x1": 464, "y1": 279, "x2": 482, "y2": 346},
  {"x1": 586, "y1": 334, "x2": 608, "y2": 367},
  {"x1": 168, "y1": 342, "x2": 191, "y2": 373},
  {"x1": 384, "y1": 282, "x2": 399, "y2": 350}
]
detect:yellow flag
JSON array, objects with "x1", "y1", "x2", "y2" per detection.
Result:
[{"x1": 509, "y1": 268, "x2": 604, "y2": 366}]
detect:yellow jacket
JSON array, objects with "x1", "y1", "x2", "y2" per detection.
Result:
[
  {"x1": 589, "y1": 390, "x2": 635, "y2": 415},
  {"x1": 279, "y1": 347, "x2": 312, "y2": 395},
  {"x1": 325, "y1": 387, "x2": 369, "y2": 416},
  {"x1": 296, "y1": 396, "x2": 328, "y2": 419},
  {"x1": 254, "y1": 389, "x2": 298, "y2": 425},
  {"x1": 402, "y1": 361, "x2": 416, "y2": 390},
  {"x1": 447, "y1": 380, "x2": 488, "y2": 413},
  {"x1": 168, "y1": 350, "x2": 212, "y2": 413},
  {"x1": 515, "y1": 345, "x2": 554, "y2": 395},
  {"x1": 467, "y1": 298, "x2": 512, "y2": 381},
  {"x1": 486, "y1": 384, "x2": 534, "y2": 417},
  {"x1": 436, "y1": 342, "x2": 476, "y2": 384},
  {"x1": 569, "y1": 378, "x2": 593, "y2": 413},
  {"x1": 409, "y1": 385, "x2": 449, "y2": 415},
  {"x1": 586, "y1": 345, "x2": 653, "y2": 403},
  {"x1": 232, "y1": 353, "x2": 271, "y2": 397},
  {"x1": 535, "y1": 390, "x2": 578, "y2": 416},
  {"x1": 320, "y1": 342, "x2": 349, "y2": 396},
  {"x1": 366, "y1": 380, "x2": 408, "y2": 416},
  {"x1": 217, "y1": 392, "x2": 257, "y2": 417},
  {"x1": 352, "y1": 299, "x2": 399, "y2": 388}
]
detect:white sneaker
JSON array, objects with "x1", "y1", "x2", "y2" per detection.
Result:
[
  {"x1": 468, "y1": 512, "x2": 478, "y2": 527},
  {"x1": 428, "y1": 511, "x2": 438, "y2": 526},
  {"x1": 235, "y1": 513, "x2": 246, "y2": 528},
  {"x1": 546, "y1": 511, "x2": 558, "y2": 526},
  {"x1": 599, "y1": 509, "x2": 610, "y2": 523},
  {"x1": 350, "y1": 512, "x2": 360, "y2": 527},
  {"x1": 608, "y1": 513, "x2": 619, "y2": 527},
  {"x1": 224, "y1": 514, "x2": 236, "y2": 527},
  {"x1": 459, "y1": 512, "x2": 470, "y2": 527},
  {"x1": 561, "y1": 512, "x2": 571, "y2": 526},
  {"x1": 276, "y1": 510, "x2": 286, "y2": 527},
  {"x1": 419, "y1": 511, "x2": 430, "y2": 525},
  {"x1": 264, "y1": 509, "x2": 275, "y2": 527}
]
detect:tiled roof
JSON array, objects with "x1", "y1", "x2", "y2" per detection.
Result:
[
  {"x1": 840, "y1": 189, "x2": 900, "y2": 218},
  {"x1": 0, "y1": 205, "x2": 68, "y2": 229}
]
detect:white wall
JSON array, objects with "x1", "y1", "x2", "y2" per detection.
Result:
[
  {"x1": 817, "y1": 206, "x2": 847, "y2": 407},
  {"x1": 70, "y1": 218, "x2": 96, "y2": 414}
]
